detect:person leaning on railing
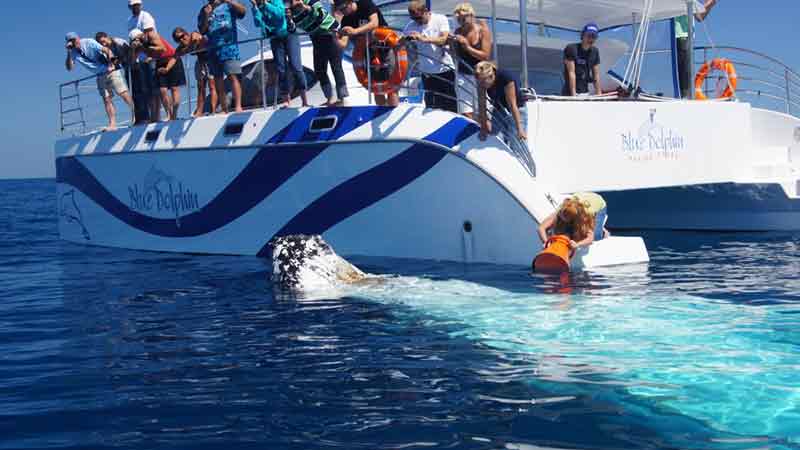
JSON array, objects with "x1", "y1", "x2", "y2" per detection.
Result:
[
  {"x1": 127, "y1": 0, "x2": 160, "y2": 123},
  {"x1": 64, "y1": 32, "x2": 133, "y2": 132},
  {"x1": 251, "y1": 0, "x2": 309, "y2": 108},
  {"x1": 200, "y1": 0, "x2": 247, "y2": 114},
  {"x1": 475, "y1": 61, "x2": 527, "y2": 142},
  {"x1": 402, "y1": 0, "x2": 457, "y2": 113},
  {"x1": 129, "y1": 29, "x2": 186, "y2": 122},
  {"x1": 562, "y1": 23, "x2": 602, "y2": 97},
  {"x1": 451, "y1": 3, "x2": 492, "y2": 119},
  {"x1": 173, "y1": 27, "x2": 219, "y2": 117},
  {"x1": 287, "y1": 0, "x2": 349, "y2": 106},
  {"x1": 334, "y1": 0, "x2": 399, "y2": 107}
]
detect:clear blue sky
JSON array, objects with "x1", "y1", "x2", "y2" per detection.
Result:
[{"x1": 0, "y1": 0, "x2": 798, "y2": 179}]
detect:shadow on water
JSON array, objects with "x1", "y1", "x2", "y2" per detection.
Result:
[{"x1": 1, "y1": 179, "x2": 799, "y2": 449}]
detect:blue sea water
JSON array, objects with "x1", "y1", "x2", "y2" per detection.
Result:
[{"x1": 2, "y1": 178, "x2": 800, "y2": 450}]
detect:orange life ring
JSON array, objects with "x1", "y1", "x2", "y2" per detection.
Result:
[
  {"x1": 694, "y1": 58, "x2": 738, "y2": 100},
  {"x1": 352, "y1": 27, "x2": 408, "y2": 95}
]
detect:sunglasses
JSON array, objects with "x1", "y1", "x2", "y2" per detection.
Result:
[
  {"x1": 410, "y1": 13, "x2": 425, "y2": 22},
  {"x1": 175, "y1": 33, "x2": 188, "y2": 41}
]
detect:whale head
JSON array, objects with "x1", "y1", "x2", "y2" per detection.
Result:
[{"x1": 269, "y1": 235, "x2": 367, "y2": 293}]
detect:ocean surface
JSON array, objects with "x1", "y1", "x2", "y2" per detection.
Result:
[{"x1": 2, "y1": 178, "x2": 800, "y2": 450}]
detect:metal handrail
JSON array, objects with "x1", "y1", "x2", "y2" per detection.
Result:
[
  {"x1": 57, "y1": 29, "x2": 535, "y2": 176},
  {"x1": 694, "y1": 45, "x2": 800, "y2": 116}
]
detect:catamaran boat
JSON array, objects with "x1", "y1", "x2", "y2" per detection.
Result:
[{"x1": 53, "y1": 0, "x2": 799, "y2": 269}]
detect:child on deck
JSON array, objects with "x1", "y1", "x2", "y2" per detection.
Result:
[{"x1": 288, "y1": 0, "x2": 349, "y2": 106}]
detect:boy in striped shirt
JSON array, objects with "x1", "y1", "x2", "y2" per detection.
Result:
[{"x1": 288, "y1": 0, "x2": 349, "y2": 105}]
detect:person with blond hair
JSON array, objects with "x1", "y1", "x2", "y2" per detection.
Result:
[
  {"x1": 403, "y1": 0, "x2": 456, "y2": 112},
  {"x1": 474, "y1": 61, "x2": 527, "y2": 142},
  {"x1": 451, "y1": 2, "x2": 492, "y2": 118},
  {"x1": 537, "y1": 193, "x2": 609, "y2": 251}
]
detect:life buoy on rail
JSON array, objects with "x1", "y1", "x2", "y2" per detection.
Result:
[
  {"x1": 694, "y1": 58, "x2": 738, "y2": 100},
  {"x1": 352, "y1": 27, "x2": 409, "y2": 95}
]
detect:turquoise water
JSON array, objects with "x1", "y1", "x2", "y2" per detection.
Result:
[{"x1": 2, "y1": 178, "x2": 800, "y2": 449}]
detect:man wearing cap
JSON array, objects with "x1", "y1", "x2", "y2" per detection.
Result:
[
  {"x1": 65, "y1": 33, "x2": 133, "y2": 132},
  {"x1": 562, "y1": 23, "x2": 602, "y2": 97},
  {"x1": 127, "y1": 0, "x2": 160, "y2": 123}
]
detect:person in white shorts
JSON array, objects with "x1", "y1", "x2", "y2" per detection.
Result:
[
  {"x1": 450, "y1": 3, "x2": 492, "y2": 119},
  {"x1": 65, "y1": 32, "x2": 133, "y2": 131}
]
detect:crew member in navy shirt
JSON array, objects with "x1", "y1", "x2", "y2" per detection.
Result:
[
  {"x1": 562, "y1": 23, "x2": 602, "y2": 96},
  {"x1": 475, "y1": 61, "x2": 527, "y2": 142}
]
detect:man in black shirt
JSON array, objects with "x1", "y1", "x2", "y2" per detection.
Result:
[
  {"x1": 334, "y1": 0, "x2": 399, "y2": 106},
  {"x1": 562, "y1": 23, "x2": 602, "y2": 96}
]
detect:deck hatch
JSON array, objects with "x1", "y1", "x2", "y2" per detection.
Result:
[
  {"x1": 309, "y1": 116, "x2": 338, "y2": 133},
  {"x1": 224, "y1": 123, "x2": 245, "y2": 136}
]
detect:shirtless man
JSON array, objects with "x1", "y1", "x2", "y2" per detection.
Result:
[{"x1": 451, "y1": 2, "x2": 492, "y2": 119}]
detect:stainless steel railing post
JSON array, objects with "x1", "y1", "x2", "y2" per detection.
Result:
[
  {"x1": 183, "y1": 56, "x2": 192, "y2": 118},
  {"x1": 365, "y1": 30, "x2": 373, "y2": 105},
  {"x1": 785, "y1": 69, "x2": 792, "y2": 114},
  {"x1": 259, "y1": 38, "x2": 267, "y2": 109}
]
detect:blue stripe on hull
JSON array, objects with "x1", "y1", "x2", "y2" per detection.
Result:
[
  {"x1": 56, "y1": 145, "x2": 328, "y2": 238},
  {"x1": 258, "y1": 118, "x2": 480, "y2": 256}
]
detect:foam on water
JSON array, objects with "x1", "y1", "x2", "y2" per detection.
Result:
[{"x1": 349, "y1": 271, "x2": 800, "y2": 445}]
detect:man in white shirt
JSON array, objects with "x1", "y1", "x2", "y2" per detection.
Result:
[
  {"x1": 127, "y1": 0, "x2": 162, "y2": 123},
  {"x1": 403, "y1": 0, "x2": 457, "y2": 113}
]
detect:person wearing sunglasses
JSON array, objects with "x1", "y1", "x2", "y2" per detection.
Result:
[
  {"x1": 451, "y1": 3, "x2": 492, "y2": 119},
  {"x1": 562, "y1": 23, "x2": 602, "y2": 97},
  {"x1": 403, "y1": 0, "x2": 456, "y2": 113},
  {"x1": 173, "y1": 27, "x2": 218, "y2": 117}
]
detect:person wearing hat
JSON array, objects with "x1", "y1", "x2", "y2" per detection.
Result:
[
  {"x1": 127, "y1": 0, "x2": 160, "y2": 123},
  {"x1": 562, "y1": 23, "x2": 602, "y2": 97},
  {"x1": 65, "y1": 32, "x2": 133, "y2": 132}
]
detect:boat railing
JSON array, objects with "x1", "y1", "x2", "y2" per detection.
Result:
[
  {"x1": 694, "y1": 45, "x2": 800, "y2": 117},
  {"x1": 57, "y1": 31, "x2": 535, "y2": 175}
]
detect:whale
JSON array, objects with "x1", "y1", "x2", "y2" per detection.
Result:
[{"x1": 269, "y1": 235, "x2": 371, "y2": 294}]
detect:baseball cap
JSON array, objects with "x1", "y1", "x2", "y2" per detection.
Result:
[
  {"x1": 65, "y1": 32, "x2": 79, "y2": 42},
  {"x1": 129, "y1": 28, "x2": 144, "y2": 42},
  {"x1": 128, "y1": 0, "x2": 142, "y2": 6},
  {"x1": 582, "y1": 23, "x2": 600, "y2": 36}
]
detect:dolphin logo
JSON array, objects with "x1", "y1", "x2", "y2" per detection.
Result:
[{"x1": 59, "y1": 190, "x2": 90, "y2": 241}]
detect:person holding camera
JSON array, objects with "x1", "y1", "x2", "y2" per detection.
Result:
[
  {"x1": 403, "y1": 0, "x2": 456, "y2": 113},
  {"x1": 129, "y1": 29, "x2": 186, "y2": 121},
  {"x1": 200, "y1": 0, "x2": 247, "y2": 114},
  {"x1": 288, "y1": 0, "x2": 348, "y2": 106},
  {"x1": 65, "y1": 32, "x2": 133, "y2": 132},
  {"x1": 251, "y1": 0, "x2": 309, "y2": 108}
]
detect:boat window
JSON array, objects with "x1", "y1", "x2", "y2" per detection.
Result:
[
  {"x1": 145, "y1": 130, "x2": 161, "y2": 143},
  {"x1": 224, "y1": 123, "x2": 245, "y2": 136},
  {"x1": 309, "y1": 116, "x2": 339, "y2": 133}
]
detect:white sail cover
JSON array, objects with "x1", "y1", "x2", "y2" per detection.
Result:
[{"x1": 428, "y1": 0, "x2": 704, "y2": 31}]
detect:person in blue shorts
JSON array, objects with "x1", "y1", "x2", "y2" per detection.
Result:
[{"x1": 200, "y1": 0, "x2": 247, "y2": 114}]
